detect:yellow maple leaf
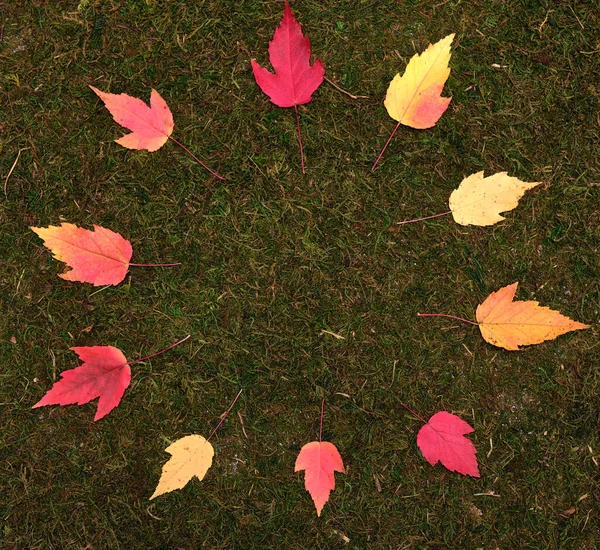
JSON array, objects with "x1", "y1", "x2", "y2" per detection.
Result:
[
  {"x1": 384, "y1": 33, "x2": 454, "y2": 129},
  {"x1": 476, "y1": 283, "x2": 589, "y2": 350},
  {"x1": 373, "y1": 34, "x2": 454, "y2": 170},
  {"x1": 150, "y1": 435, "x2": 214, "y2": 499},
  {"x1": 448, "y1": 171, "x2": 541, "y2": 226}
]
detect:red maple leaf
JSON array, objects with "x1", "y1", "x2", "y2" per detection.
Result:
[
  {"x1": 33, "y1": 337, "x2": 189, "y2": 421},
  {"x1": 251, "y1": 1, "x2": 324, "y2": 172},
  {"x1": 89, "y1": 86, "x2": 224, "y2": 180},
  {"x1": 416, "y1": 411, "x2": 480, "y2": 477},
  {"x1": 251, "y1": 1, "x2": 324, "y2": 108},
  {"x1": 33, "y1": 346, "x2": 131, "y2": 421}
]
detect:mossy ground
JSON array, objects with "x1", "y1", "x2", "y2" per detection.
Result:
[{"x1": 1, "y1": 1, "x2": 599, "y2": 548}]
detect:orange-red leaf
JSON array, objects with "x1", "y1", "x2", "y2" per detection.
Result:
[
  {"x1": 32, "y1": 223, "x2": 132, "y2": 286},
  {"x1": 295, "y1": 441, "x2": 344, "y2": 516},
  {"x1": 90, "y1": 86, "x2": 174, "y2": 152},
  {"x1": 476, "y1": 283, "x2": 590, "y2": 350},
  {"x1": 33, "y1": 346, "x2": 131, "y2": 421}
]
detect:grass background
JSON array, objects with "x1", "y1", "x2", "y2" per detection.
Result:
[{"x1": 1, "y1": 0, "x2": 599, "y2": 548}]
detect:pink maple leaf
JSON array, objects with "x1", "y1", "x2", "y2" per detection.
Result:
[{"x1": 416, "y1": 411, "x2": 480, "y2": 477}]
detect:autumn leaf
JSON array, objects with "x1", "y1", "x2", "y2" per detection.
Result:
[
  {"x1": 398, "y1": 171, "x2": 541, "y2": 227},
  {"x1": 476, "y1": 283, "x2": 590, "y2": 350},
  {"x1": 150, "y1": 389, "x2": 242, "y2": 499},
  {"x1": 90, "y1": 86, "x2": 224, "y2": 180},
  {"x1": 33, "y1": 346, "x2": 131, "y2": 421},
  {"x1": 33, "y1": 336, "x2": 189, "y2": 421},
  {"x1": 294, "y1": 400, "x2": 344, "y2": 516},
  {"x1": 251, "y1": 0, "x2": 324, "y2": 172},
  {"x1": 449, "y1": 171, "x2": 541, "y2": 226},
  {"x1": 32, "y1": 223, "x2": 132, "y2": 286},
  {"x1": 31, "y1": 223, "x2": 179, "y2": 286},
  {"x1": 295, "y1": 441, "x2": 345, "y2": 516},
  {"x1": 419, "y1": 283, "x2": 589, "y2": 350},
  {"x1": 373, "y1": 33, "x2": 454, "y2": 171},
  {"x1": 90, "y1": 86, "x2": 173, "y2": 152},
  {"x1": 150, "y1": 435, "x2": 214, "y2": 500},
  {"x1": 416, "y1": 411, "x2": 480, "y2": 477},
  {"x1": 251, "y1": 1, "x2": 324, "y2": 108}
]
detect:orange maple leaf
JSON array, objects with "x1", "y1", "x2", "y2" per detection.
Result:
[
  {"x1": 476, "y1": 283, "x2": 590, "y2": 350},
  {"x1": 32, "y1": 223, "x2": 180, "y2": 286},
  {"x1": 295, "y1": 441, "x2": 344, "y2": 516}
]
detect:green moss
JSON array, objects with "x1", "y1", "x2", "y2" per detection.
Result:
[{"x1": 0, "y1": 0, "x2": 598, "y2": 548}]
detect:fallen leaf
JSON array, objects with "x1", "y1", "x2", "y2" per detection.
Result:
[
  {"x1": 477, "y1": 283, "x2": 590, "y2": 350},
  {"x1": 449, "y1": 171, "x2": 541, "y2": 226},
  {"x1": 251, "y1": 1, "x2": 324, "y2": 108},
  {"x1": 90, "y1": 86, "x2": 173, "y2": 152},
  {"x1": 384, "y1": 34, "x2": 454, "y2": 129},
  {"x1": 32, "y1": 223, "x2": 132, "y2": 286},
  {"x1": 150, "y1": 435, "x2": 214, "y2": 499},
  {"x1": 295, "y1": 441, "x2": 344, "y2": 516},
  {"x1": 90, "y1": 85, "x2": 224, "y2": 179},
  {"x1": 397, "y1": 171, "x2": 541, "y2": 227},
  {"x1": 251, "y1": 1, "x2": 324, "y2": 172},
  {"x1": 32, "y1": 336, "x2": 189, "y2": 421},
  {"x1": 417, "y1": 411, "x2": 480, "y2": 477},
  {"x1": 373, "y1": 34, "x2": 454, "y2": 170},
  {"x1": 32, "y1": 346, "x2": 131, "y2": 421}
]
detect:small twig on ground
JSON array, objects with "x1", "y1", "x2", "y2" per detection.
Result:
[
  {"x1": 324, "y1": 77, "x2": 369, "y2": 100},
  {"x1": 4, "y1": 148, "x2": 29, "y2": 197}
]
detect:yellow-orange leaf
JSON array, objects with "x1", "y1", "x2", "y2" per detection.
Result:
[
  {"x1": 476, "y1": 283, "x2": 589, "y2": 350},
  {"x1": 449, "y1": 171, "x2": 541, "y2": 226},
  {"x1": 384, "y1": 33, "x2": 454, "y2": 129},
  {"x1": 150, "y1": 435, "x2": 214, "y2": 500}
]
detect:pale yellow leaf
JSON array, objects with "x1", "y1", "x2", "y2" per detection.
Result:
[
  {"x1": 449, "y1": 171, "x2": 541, "y2": 226},
  {"x1": 150, "y1": 435, "x2": 214, "y2": 499}
]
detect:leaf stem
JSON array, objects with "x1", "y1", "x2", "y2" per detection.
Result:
[
  {"x1": 319, "y1": 398, "x2": 325, "y2": 442},
  {"x1": 208, "y1": 388, "x2": 243, "y2": 441},
  {"x1": 129, "y1": 334, "x2": 190, "y2": 364},
  {"x1": 372, "y1": 121, "x2": 401, "y2": 172},
  {"x1": 417, "y1": 313, "x2": 479, "y2": 326},
  {"x1": 129, "y1": 262, "x2": 181, "y2": 268},
  {"x1": 294, "y1": 104, "x2": 305, "y2": 174},
  {"x1": 400, "y1": 403, "x2": 427, "y2": 425},
  {"x1": 396, "y1": 211, "x2": 451, "y2": 225},
  {"x1": 168, "y1": 135, "x2": 225, "y2": 181}
]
